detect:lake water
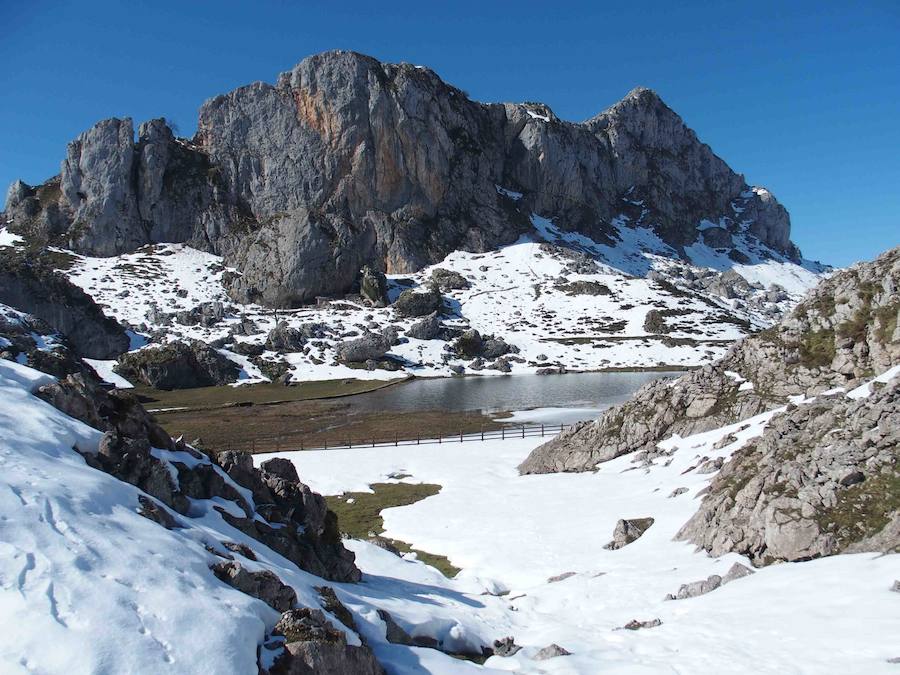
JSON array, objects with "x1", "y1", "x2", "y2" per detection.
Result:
[{"x1": 343, "y1": 370, "x2": 681, "y2": 424}]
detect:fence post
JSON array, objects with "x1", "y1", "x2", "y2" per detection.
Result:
[
  {"x1": 348, "y1": 437, "x2": 352, "y2": 449},
  {"x1": 521, "y1": 425, "x2": 525, "y2": 438},
  {"x1": 372, "y1": 438, "x2": 375, "y2": 448},
  {"x1": 324, "y1": 437, "x2": 327, "y2": 450},
  {"x1": 481, "y1": 426, "x2": 484, "y2": 441},
  {"x1": 541, "y1": 423, "x2": 544, "y2": 437},
  {"x1": 416, "y1": 432, "x2": 420, "y2": 445},
  {"x1": 460, "y1": 429, "x2": 463, "y2": 443},
  {"x1": 501, "y1": 427, "x2": 505, "y2": 440},
  {"x1": 395, "y1": 433, "x2": 398, "y2": 447}
]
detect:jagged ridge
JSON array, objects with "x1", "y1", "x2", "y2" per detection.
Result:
[{"x1": 6, "y1": 50, "x2": 798, "y2": 307}]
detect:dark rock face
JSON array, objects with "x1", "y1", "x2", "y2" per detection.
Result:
[
  {"x1": 0, "y1": 251, "x2": 129, "y2": 359},
  {"x1": 211, "y1": 561, "x2": 297, "y2": 612},
  {"x1": 115, "y1": 341, "x2": 239, "y2": 389},
  {"x1": 6, "y1": 51, "x2": 799, "y2": 308},
  {"x1": 216, "y1": 452, "x2": 361, "y2": 583}
]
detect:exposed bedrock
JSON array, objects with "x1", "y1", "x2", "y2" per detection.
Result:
[{"x1": 6, "y1": 51, "x2": 798, "y2": 307}]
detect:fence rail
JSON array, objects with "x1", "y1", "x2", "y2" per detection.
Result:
[{"x1": 283, "y1": 423, "x2": 570, "y2": 453}]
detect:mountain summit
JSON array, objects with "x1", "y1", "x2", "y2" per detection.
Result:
[{"x1": 6, "y1": 50, "x2": 798, "y2": 307}]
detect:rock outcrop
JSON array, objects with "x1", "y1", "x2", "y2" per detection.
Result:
[
  {"x1": 6, "y1": 51, "x2": 800, "y2": 308},
  {"x1": 0, "y1": 250, "x2": 129, "y2": 359},
  {"x1": 266, "y1": 608, "x2": 384, "y2": 675},
  {"x1": 677, "y1": 381, "x2": 899, "y2": 564},
  {"x1": 115, "y1": 340, "x2": 240, "y2": 389}
]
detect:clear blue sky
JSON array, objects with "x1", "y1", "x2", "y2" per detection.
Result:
[{"x1": 2, "y1": 1, "x2": 897, "y2": 266}]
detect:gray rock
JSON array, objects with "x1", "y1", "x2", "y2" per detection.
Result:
[
  {"x1": 668, "y1": 487, "x2": 689, "y2": 498},
  {"x1": 266, "y1": 322, "x2": 305, "y2": 352},
  {"x1": 722, "y1": 562, "x2": 755, "y2": 584},
  {"x1": 430, "y1": 268, "x2": 470, "y2": 291},
  {"x1": 407, "y1": 312, "x2": 443, "y2": 340},
  {"x1": 335, "y1": 333, "x2": 390, "y2": 363},
  {"x1": 618, "y1": 618, "x2": 662, "y2": 630},
  {"x1": 673, "y1": 574, "x2": 722, "y2": 600},
  {"x1": 547, "y1": 571, "x2": 576, "y2": 583},
  {"x1": 492, "y1": 636, "x2": 522, "y2": 657},
  {"x1": 533, "y1": 644, "x2": 572, "y2": 660},
  {"x1": 604, "y1": 517, "x2": 655, "y2": 550},
  {"x1": 393, "y1": 287, "x2": 443, "y2": 317},
  {"x1": 211, "y1": 561, "x2": 297, "y2": 612},
  {"x1": 359, "y1": 265, "x2": 389, "y2": 306},
  {"x1": 453, "y1": 329, "x2": 483, "y2": 358},
  {"x1": 115, "y1": 341, "x2": 239, "y2": 389},
  {"x1": 272, "y1": 608, "x2": 385, "y2": 675},
  {"x1": 695, "y1": 456, "x2": 725, "y2": 474}
]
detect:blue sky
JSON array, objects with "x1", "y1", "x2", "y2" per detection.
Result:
[{"x1": 2, "y1": 0, "x2": 897, "y2": 266}]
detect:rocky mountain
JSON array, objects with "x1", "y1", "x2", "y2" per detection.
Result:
[
  {"x1": 6, "y1": 50, "x2": 800, "y2": 308},
  {"x1": 520, "y1": 246, "x2": 900, "y2": 564}
]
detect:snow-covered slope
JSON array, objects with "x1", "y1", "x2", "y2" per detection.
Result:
[
  {"x1": 1, "y1": 215, "x2": 827, "y2": 385},
  {"x1": 267, "y1": 365, "x2": 900, "y2": 673},
  {"x1": 2, "y1": 350, "x2": 896, "y2": 673},
  {"x1": 0, "y1": 359, "x2": 512, "y2": 673}
]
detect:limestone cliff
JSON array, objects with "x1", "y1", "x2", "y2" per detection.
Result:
[{"x1": 6, "y1": 51, "x2": 798, "y2": 307}]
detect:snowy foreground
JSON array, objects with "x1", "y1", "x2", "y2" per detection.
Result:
[{"x1": 2, "y1": 356, "x2": 897, "y2": 673}]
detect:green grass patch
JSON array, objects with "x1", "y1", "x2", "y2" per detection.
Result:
[
  {"x1": 874, "y1": 301, "x2": 899, "y2": 344},
  {"x1": 327, "y1": 482, "x2": 460, "y2": 577},
  {"x1": 815, "y1": 473, "x2": 900, "y2": 548},
  {"x1": 798, "y1": 328, "x2": 836, "y2": 368}
]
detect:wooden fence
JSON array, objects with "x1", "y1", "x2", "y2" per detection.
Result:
[{"x1": 286, "y1": 422, "x2": 571, "y2": 453}]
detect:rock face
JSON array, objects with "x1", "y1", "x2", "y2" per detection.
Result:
[
  {"x1": 0, "y1": 251, "x2": 129, "y2": 359},
  {"x1": 6, "y1": 51, "x2": 800, "y2": 308},
  {"x1": 520, "y1": 246, "x2": 900, "y2": 475},
  {"x1": 115, "y1": 341, "x2": 240, "y2": 389},
  {"x1": 677, "y1": 381, "x2": 900, "y2": 564},
  {"x1": 268, "y1": 608, "x2": 384, "y2": 675},
  {"x1": 520, "y1": 247, "x2": 900, "y2": 565}
]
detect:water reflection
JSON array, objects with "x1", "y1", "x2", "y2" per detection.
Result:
[{"x1": 343, "y1": 371, "x2": 681, "y2": 424}]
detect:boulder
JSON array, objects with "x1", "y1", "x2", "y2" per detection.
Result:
[
  {"x1": 359, "y1": 265, "x2": 389, "y2": 306},
  {"x1": 533, "y1": 644, "x2": 572, "y2": 660},
  {"x1": 335, "y1": 333, "x2": 391, "y2": 363},
  {"x1": 115, "y1": 341, "x2": 239, "y2": 389},
  {"x1": 393, "y1": 287, "x2": 443, "y2": 317},
  {"x1": 604, "y1": 517, "x2": 655, "y2": 550},
  {"x1": 265, "y1": 322, "x2": 305, "y2": 352},
  {"x1": 430, "y1": 268, "x2": 470, "y2": 291},
  {"x1": 211, "y1": 561, "x2": 297, "y2": 612},
  {"x1": 270, "y1": 608, "x2": 385, "y2": 675},
  {"x1": 406, "y1": 312, "x2": 443, "y2": 340}
]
